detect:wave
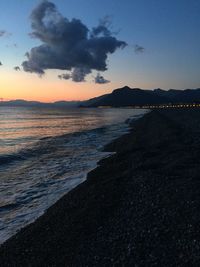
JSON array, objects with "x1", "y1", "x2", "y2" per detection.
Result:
[
  {"x1": 0, "y1": 109, "x2": 147, "y2": 244},
  {"x1": 0, "y1": 125, "x2": 115, "y2": 168},
  {"x1": 0, "y1": 154, "x2": 25, "y2": 166}
]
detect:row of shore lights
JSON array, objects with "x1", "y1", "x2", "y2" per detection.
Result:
[{"x1": 140, "y1": 103, "x2": 200, "y2": 109}]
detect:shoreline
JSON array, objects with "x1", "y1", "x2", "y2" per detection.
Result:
[
  {"x1": 1, "y1": 109, "x2": 200, "y2": 266},
  {"x1": 0, "y1": 111, "x2": 142, "y2": 245}
]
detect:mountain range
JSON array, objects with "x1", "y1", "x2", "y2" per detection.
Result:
[
  {"x1": 0, "y1": 99, "x2": 80, "y2": 107},
  {"x1": 1, "y1": 86, "x2": 200, "y2": 108},
  {"x1": 82, "y1": 86, "x2": 200, "y2": 107}
]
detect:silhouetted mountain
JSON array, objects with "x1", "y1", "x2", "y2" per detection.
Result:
[
  {"x1": 154, "y1": 88, "x2": 200, "y2": 103},
  {"x1": 84, "y1": 86, "x2": 200, "y2": 107},
  {"x1": 83, "y1": 86, "x2": 168, "y2": 107},
  {"x1": 1, "y1": 87, "x2": 200, "y2": 108},
  {"x1": 0, "y1": 100, "x2": 80, "y2": 107},
  {"x1": 80, "y1": 94, "x2": 109, "y2": 107},
  {"x1": 52, "y1": 101, "x2": 80, "y2": 107},
  {"x1": 0, "y1": 100, "x2": 44, "y2": 107}
]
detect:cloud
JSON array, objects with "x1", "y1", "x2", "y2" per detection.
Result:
[
  {"x1": 14, "y1": 66, "x2": 21, "y2": 71},
  {"x1": 58, "y1": 73, "x2": 71, "y2": 80},
  {"x1": 91, "y1": 16, "x2": 113, "y2": 38},
  {"x1": 0, "y1": 61, "x2": 2, "y2": 66},
  {"x1": 94, "y1": 73, "x2": 110, "y2": 84},
  {"x1": 58, "y1": 68, "x2": 91, "y2": 82},
  {"x1": 71, "y1": 67, "x2": 91, "y2": 82},
  {"x1": 0, "y1": 30, "x2": 12, "y2": 38},
  {"x1": 22, "y1": 1, "x2": 127, "y2": 82},
  {"x1": 0, "y1": 30, "x2": 6, "y2": 37},
  {"x1": 134, "y1": 44, "x2": 145, "y2": 53}
]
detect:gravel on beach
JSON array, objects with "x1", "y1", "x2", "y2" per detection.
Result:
[{"x1": 1, "y1": 109, "x2": 200, "y2": 266}]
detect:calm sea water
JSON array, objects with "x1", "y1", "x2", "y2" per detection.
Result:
[{"x1": 0, "y1": 106, "x2": 147, "y2": 244}]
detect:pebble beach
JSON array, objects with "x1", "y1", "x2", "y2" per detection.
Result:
[{"x1": 1, "y1": 109, "x2": 200, "y2": 266}]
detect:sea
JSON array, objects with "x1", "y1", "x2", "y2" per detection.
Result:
[{"x1": 0, "y1": 106, "x2": 147, "y2": 244}]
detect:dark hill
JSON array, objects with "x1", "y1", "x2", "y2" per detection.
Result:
[
  {"x1": 84, "y1": 86, "x2": 200, "y2": 107},
  {"x1": 85, "y1": 86, "x2": 168, "y2": 107},
  {"x1": 0, "y1": 100, "x2": 80, "y2": 107},
  {"x1": 154, "y1": 88, "x2": 200, "y2": 102},
  {"x1": 80, "y1": 94, "x2": 109, "y2": 107},
  {"x1": 1, "y1": 87, "x2": 200, "y2": 108}
]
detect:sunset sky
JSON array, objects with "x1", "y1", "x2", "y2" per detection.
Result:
[{"x1": 0, "y1": 0, "x2": 200, "y2": 102}]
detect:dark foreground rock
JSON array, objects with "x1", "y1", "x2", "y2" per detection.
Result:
[{"x1": 1, "y1": 109, "x2": 200, "y2": 266}]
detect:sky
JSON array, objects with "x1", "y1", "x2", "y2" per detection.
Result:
[{"x1": 0, "y1": 0, "x2": 200, "y2": 102}]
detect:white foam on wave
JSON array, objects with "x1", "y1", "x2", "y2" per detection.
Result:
[{"x1": 0, "y1": 108, "x2": 148, "y2": 244}]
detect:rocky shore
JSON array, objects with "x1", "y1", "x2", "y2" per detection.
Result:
[{"x1": 1, "y1": 109, "x2": 200, "y2": 266}]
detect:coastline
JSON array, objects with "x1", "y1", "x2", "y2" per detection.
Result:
[
  {"x1": 1, "y1": 109, "x2": 200, "y2": 266},
  {"x1": 0, "y1": 108, "x2": 142, "y2": 245}
]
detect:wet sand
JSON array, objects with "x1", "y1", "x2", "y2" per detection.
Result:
[{"x1": 1, "y1": 109, "x2": 200, "y2": 266}]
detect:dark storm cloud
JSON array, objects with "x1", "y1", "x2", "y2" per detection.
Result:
[
  {"x1": 134, "y1": 44, "x2": 145, "y2": 53},
  {"x1": 22, "y1": 1, "x2": 127, "y2": 82},
  {"x1": 94, "y1": 73, "x2": 110, "y2": 84},
  {"x1": 14, "y1": 66, "x2": 20, "y2": 71}
]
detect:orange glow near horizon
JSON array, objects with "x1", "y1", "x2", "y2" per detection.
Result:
[
  {"x1": 0, "y1": 69, "x2": 161, "y2": 102},
  {"x1": 0, "y1": 70, "x2": 120, "y2": 102}
]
